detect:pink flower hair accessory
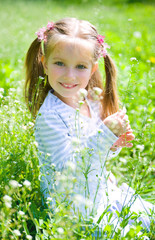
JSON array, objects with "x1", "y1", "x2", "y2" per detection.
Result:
[
  {"x1": 97, "y1": 34, "x2": 110, "y2": 58},
  {"x1": 36, "y1": 21, "x2": 54, "y2": 42}
]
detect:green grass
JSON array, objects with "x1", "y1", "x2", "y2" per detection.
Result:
[{"x1": 0, "y1": 0, "x2": 155, "y2": 239}]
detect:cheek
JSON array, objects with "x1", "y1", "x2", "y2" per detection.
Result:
[
  {"x1": 48, "y1": 66, "x2": 63, "y2": 78},
  {"x1": 79, "y1": 70, "x2": 92, "y2": 80}
]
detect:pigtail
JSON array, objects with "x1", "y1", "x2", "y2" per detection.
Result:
[
  {"x1": 24, "y1": 39, "x2": 51, "y2": 117},
  {"x1": 101, "y1": 55, "x2": 119, "y2": 119}
]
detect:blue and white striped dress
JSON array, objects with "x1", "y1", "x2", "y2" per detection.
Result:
[{"x1": 35, "y1": 90, "x2": 154, "y2": 234}]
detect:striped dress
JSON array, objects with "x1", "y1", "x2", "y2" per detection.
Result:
[{"x1": 35, "y1": 90, "x2": 154, "y2": 234}]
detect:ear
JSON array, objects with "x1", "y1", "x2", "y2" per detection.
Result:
[
  {"x1": 41, "y1": 55, "x2": 48, "y2": 75},
  {"x1": 91, "y1": 62, "x2": 98, "y2": 76}
]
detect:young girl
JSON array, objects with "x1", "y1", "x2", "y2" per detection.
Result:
[{"x1": 25, "y1": 18, "x2": 154, "y2": 236}]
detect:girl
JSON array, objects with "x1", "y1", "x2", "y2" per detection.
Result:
[{"x1": 25, "y1": 18, "x2": 154, "y2": 237}]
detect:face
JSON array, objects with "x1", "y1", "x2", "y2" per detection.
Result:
[{"x1": 43, "y1": 40, "x2": 98, "y2": 107}]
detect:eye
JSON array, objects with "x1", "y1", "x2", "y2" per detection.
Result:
[
  {"x1": 76, "y1": 64, "x2": 87, "y2": 69},
  {"x1": 54, "y1": 61, "x2": 64, "y2": 66}
]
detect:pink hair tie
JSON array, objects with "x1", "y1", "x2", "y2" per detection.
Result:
[
  {"x1": 36, "y1": 21, "x2": 54, "y2": 42},
  {"x1": 97, "y1": 34, "x2": 110, "y2": 58}
]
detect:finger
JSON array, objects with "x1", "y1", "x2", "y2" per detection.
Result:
[
  {"x1": 118, "y1": 110, "x2": 126, "y2": 119},
  {"x1": 121, "y1": 133, "x2": 135, "y2": 141},
  {"x1": 126, "y1": 142, "x2": 133, "y2": 148}
]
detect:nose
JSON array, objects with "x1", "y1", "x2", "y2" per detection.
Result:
[{"x1": 64, "y1": 67, "x2": 76, "y2": 81}]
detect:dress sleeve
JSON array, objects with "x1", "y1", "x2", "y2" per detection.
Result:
[{"x1": 35, "y1": 110, "x2": 75, "y2": 170}]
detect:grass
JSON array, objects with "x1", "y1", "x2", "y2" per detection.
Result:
[{"x1": 0, "y1": 0, "x2": 155, "y2": 239}]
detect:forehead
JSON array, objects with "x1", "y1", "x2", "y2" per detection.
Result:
[{"x1": 50, "y1": 38, "x2": 94, "y2": 62}]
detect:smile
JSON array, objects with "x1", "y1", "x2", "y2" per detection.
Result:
[{"x1": 60, "y1": 83, "x2": 78, "y2": 89}]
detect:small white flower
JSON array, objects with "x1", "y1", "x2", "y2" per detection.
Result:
[
  {"x1": 26, "y1": 235, "x2": 32, "y2": 240},
  {"x1": 73, "y1": 194, "x2": 93, "y2": 208},
  {"x1": 73, "y1": 194, "x2": 84, "y2": 205},
  {"x1": 130, "y1": 57, "x2": 137, "y2": 61},
  {"x1": 128, "y1": 18, "x2": 132, "y2": 21},
  {"x1": 136, "y1": 144, "x2": 144, "y2": 152},
  {"x1": 28, "y1": 122, "x2": 34, "y2": 127},
  {"x1": 72, "y1": 137, "x2": 81, "y2": 146},
  {"x1": 119, "y1": 157, "x2": 127, "y2": 164},
  {"x1": 78, "y1": 100, "x2": 85, "y2": 105},
  {"x1": 50, "y1": 163, "x2": 56, "y2": 168},
  {"x1": 66, "y1": 161, "x2": 76, "y2": 171},
  {"x1": 23, "y1": 180, "x2": 31, "y2": 187},
  {"x1": 0, "y1": 88, "x2": 4, "y2": 93},
  {"x1": 57, "y1": 227, "x2": 64, "y2": 234},
  {"x1": 46, "y1": 197, "x2": 53, "y2": 203},
  {"x1": 34, "y1": 141, "x2": 38, "y2": 147},
  {"x1": 93, "y1": 87, "x2": 103, "y2": 96},
  {"x1": 18, "y1": 211, "x2": 25, "y2": 216},
  {"x1": 46, "y1": 153, "x2": 51, "y2": 157},
  {"x1": 22, "y1": 125, "x2": 27, "y2": 130},
  {"x1": 9, "y1": 180, "x2": 19, "y2": 188},
  {"x1": 78, "y1": 88, "x2": 88, "y2": 99},
  {"x1": 13, "y1": 229, "x2": 21, "y2": 236},
  {"x1": 3, "y1": 195, "x2": 12, "y2": 203},
  {"x1": 85, "y1": 198, "x2": 93, "y2": 208},
  {"x1": 5, "y1": 202, "x2": 12, "y2": 208},
  {"x1": 133, "y1": 31, "x2": 142, "y2": 38}
]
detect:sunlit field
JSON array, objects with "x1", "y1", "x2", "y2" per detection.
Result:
[{"x1": 0, "y1": 0, "x2": 155, "y2": 239}]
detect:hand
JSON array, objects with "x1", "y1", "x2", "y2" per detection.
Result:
[
  {"x1": 103, "y1": 110, "x2": 131, "y2": 137},
  {"x1": 111, "y1": 130, "x2": 135, "y2": 150}
]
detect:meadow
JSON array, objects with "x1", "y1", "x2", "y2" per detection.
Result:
[{"x1": 0, "y1": 0, "x2": 155, "y2": 239}]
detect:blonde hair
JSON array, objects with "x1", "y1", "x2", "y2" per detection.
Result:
[{"x1": 24, "y1": 17, "x2": 119, "y2": 119}]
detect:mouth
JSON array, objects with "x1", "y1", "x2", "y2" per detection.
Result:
[{"x1": 60, "y1": 83, "x2": 78, "y2": 89}]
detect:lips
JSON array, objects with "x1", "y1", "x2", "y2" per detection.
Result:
[{"x1": 60, "y1": 83, "x2": 78, "y2": 89}]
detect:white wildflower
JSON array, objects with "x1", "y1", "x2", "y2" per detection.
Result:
[
  {"x1": 46, "y1": 197, "x2": 53, "y2": 204},
  {"x1": 78, "y1": 100, "x2": 85, "y2": 106},
  {"x1": 93, "y1": 87, "x2": 103, "y2": 96},
  {"x1": 136, "y1": 144, "x2": 144, "y2": 152},
  {"x1": 66, "y1": 161, "x2": 76, "y2": 171},
  {"x1": 46, "y1": 153, "x2": 51, "y2": 157},
  {"x1": 22, "y1": 125, "x2": 27, "y2": 130},
  {"x1": 130, "y1": 57, "x2": 137, "y2": 61},
  {"x1": 50, "y1": 163, "x2": 56, "y2": 168},
  {"x1": 23, "y1": 180, "x2": 31, "y2": 187},
  {"x1": 73, "y1": 194, "x2": 93, "y2": 208},
  {"x1": 128, "y1": 18, "x2": 132, "y2": 21},
  {"x1": 85, "y1": 198, "x2": 93, "y2": 208},
  {"x1": 13, "y1": 229, "x2": 21, "y2": 236},
  {"x1": 72, "y1": 137, "x2": 81, "y2": 146},
  {"x1": 57, "y1": 227, "x2": 64, "y2": 234},
  {"x1": 133, "y1": 31, "x2": 142, "y2": 38},
  {"x1": 119, "y1": 157, "x2": 127, "y2": 164},
  {"x1": 78, "y1": 88, "x2": 88, "y2": 99},
  {"x1": 9, "y1": 180, "x2": 19, "y2": 188},
  {"x1": 73, "y1": 194, "x2": 84, "y2": 205},
  {"x1": 34, "y1": 141, "x2": 38, "y2": 147},
  {"x1": 5, "y1": 202, "x2": 12, "y2": 208},
  {"x1": 28, "y1": 122, "x2": 34, "y2": 127},
  {"x1": 3, "y1": 195, "x2": 12, "y2": 203},
  {"x1": 26, "y1": 235, "x2": 32, "y2": 240},
  {"x1": 0, "y1": 88, "x2": 4, "y2": 93},
  {"x1": 18, "y1": 211, "x2": 25, "y2": 216}
]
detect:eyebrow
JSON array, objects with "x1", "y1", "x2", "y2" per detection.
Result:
[{"x1": 52, "y1": 57, "x2": 90, "y2": 65}]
